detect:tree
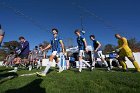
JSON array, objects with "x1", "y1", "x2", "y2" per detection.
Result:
[
  {"x1": 128, "y1": 38, "x2": 140, "y2": 52},
  {"x1": 0, "y1": 49, "x2": 7, "y2": 61},
  {"x1": 103, "y1": 44, "x2": 116, "y2": 54},
  {"x1": 2, "y1": 41, "x2": 20, "y2": 54}
]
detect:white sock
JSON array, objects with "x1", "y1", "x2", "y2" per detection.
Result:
[
  {"x1": 79, "y1": 61, "x2": 82, "y2": 72},
  {"x1": 57, "y1": 62, "x2": 62, "y2": 71},
  {"x1": 43, "y1": 62, "x2": 51, "y2": 74},
  {"x1": 37, "y1": 60, "x2": 41, "y2": 65},
  {"x1": 82, "y1": 60, "x2": 91, "y2": 67},
  {"x1": 92, "y1": 61, "x2": 96, "y2": 67},
  {"x1": 104, "y1": 61, "x2": 108, "y2": 67}
]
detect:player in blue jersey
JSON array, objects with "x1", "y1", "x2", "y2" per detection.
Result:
[
  {"x1": 75, "y1": 29, "x2": 91, "y2": 72},
  {"x1": 90, "y1": 35, "x2": 110, "y2": 71},
  {"x1": 36, "y1": 28, "x2": 65, "y2": 76}
]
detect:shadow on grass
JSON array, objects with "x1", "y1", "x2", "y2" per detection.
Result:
[
  {"x1": 0, "y1": 68, "x2": 13, "y2": 73},
  {"x1": 5, "y1": 79, "x2": 46, "y2": 93},
  {"x1": 0, "y1": 72, "x2": 18, "y2": 84}
]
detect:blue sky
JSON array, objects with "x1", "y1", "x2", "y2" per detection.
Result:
[{"x1": 0, "y1": 0, "x2": 140, "y2": 50}]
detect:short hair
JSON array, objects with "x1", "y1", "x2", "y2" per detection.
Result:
[
  {"x1": 35, "y1": 46, "x2": 38, "y2": 49},
  {"x1": 39, "y1": 44, "x2": 43, "y2": 47},
  {"x1": 19, "y1": 36, "x2": 25, "y2": 40},
  {"x1": 52, "y1": 28, "x2": 58, "y2": 33},
  {"x1": 74, "y1": 29, "x2": 81, "y2": 34},
  {"x1": 90, "y1": 35, "x2": 95, "y2": 38},
  {"x1": 0, "y1": 24, "x2": 1, "y2": 29},
  {"x1": 115, "y1": 33, "x2": 120, "y2": 36}
]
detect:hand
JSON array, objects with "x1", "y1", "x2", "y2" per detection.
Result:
[
  {"x1": 41, "y1": 48, "x2": 45, "y2": 51},
  {"x1": 94, "y1": 50, "x2": 97, "y2": 53}
]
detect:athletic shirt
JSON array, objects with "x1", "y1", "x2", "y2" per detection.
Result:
[
  {"x1": 92, "y1": 39, "x2": 101, "y2": 51},
  {"x1": 32, "y1": 48, "x2": 38, "y2": 57},
  {"x1": 118, "y1": 37, "x2": 131, "y2": 52},
  {"x1": 50, "y1": 36, "x2": 62, "y2": 52},
  {"x1": 77, "y1": 35, "x2": 85, "y2": 50},
  {"x1": 38, "y1": 50, "x2": 44, "y2": 57},
  {"x1": 19, "y1": 41, "x2": 30, "y2": 55}
]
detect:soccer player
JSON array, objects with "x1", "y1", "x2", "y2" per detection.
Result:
[
  {"x1": 18, "y1": 36, "x2": 30, "y2": 59},
  {"x1": 115, "y1": 34, "x2": 140, "y2": 72},
  {"x1": 17, "y1": 36, "x2": 30, "y2": 69},
  {"x1": 90, "y1": 35, "x2": 110, "y2": 70},
  {"x1": 36, "y1": 28, "x2": 65, "y2": 76},
  {"x1": 0, "y1": 24, "x2": 5, "y2": 47},
  {"x1": 75, "y1": 29, "x2": 91, "y2": 72},
  {"x1": 32, "y1": 46, "x2": 39, "y2": 68},
  {"x1": 36, "y1": 44, "x2": 45, "y2": 69}
]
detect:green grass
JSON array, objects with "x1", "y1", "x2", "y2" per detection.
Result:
[{"x1": 0, "y1": 66, "x2": 140, "y2": 93}]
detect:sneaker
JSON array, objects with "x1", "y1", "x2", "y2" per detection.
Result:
[
  {"x1": 29, "y1": 65, "x2": 32, "y2": 71},
  {"x1": 107, "y1": 67, "x2": 111, "y2": 71},
  {"x1": 90, "y1": 66, "x2": 95, "y2": 71},
  {"x1": 58, "y1": 68, "x2": 63, "y2": 73},
  {"x1": 36, "y1": 72, "x2": 46, "y2": 77},
  {"x1": 79, "y1": 68, "x2": 82, "y2": 72}
]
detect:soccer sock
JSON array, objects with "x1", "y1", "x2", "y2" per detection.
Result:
[
  {"x1": 79, "y1": 61, "x2": 82, "y2": 72},
  {"x1": 37, "y1": 60, "x2": 41, "y2": 65},
  {"x1": 120, "y1": 61, "x2": 127, "y2": 70},
  {"x1": 57, "y1": 62, "x2": 62, "y2": 70},
  {"x1": 103, "y1": 61, "x2": 108, "y2": 67},
  {"x1": 92, "y1": 60, "x2": 96, "y2": 67},
  {"x1": 132, "y1": 61, "x2": 140, "y2": 72},
  {"x1": 43, "y1": 62, "x2": 51, "y2": 74},
  {"x1": 82, "y1": 60, "x2": 91, "y2": 67}
]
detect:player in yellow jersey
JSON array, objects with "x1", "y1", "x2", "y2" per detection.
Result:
[{"x1": 115, "y1": 34, "x2": 140, "y2": 72}]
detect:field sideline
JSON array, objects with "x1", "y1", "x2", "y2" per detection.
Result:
[{"x1": 0, "y1": 66, "x2": 140, "y2": 93}]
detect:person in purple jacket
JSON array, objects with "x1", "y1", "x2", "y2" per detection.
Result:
[
  {"x1": 9, "y1": 36, "x2": 30, "y2": 72},
  {"x1": 18, "y1": 36, "x2": 30, "y2": 68},
  {"x1": 18, "y1": 36, "x2": 30, "y2": 59}
]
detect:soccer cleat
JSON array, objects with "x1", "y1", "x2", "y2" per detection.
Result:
[
  {"x1": 29, "y1": 65, "x2": 32, "y2": 71},
  {"x1": 90, "y1": 66, "x2": 95, "y2": 71},
  {"x1": 57, "y1": 68, "x2": 63, "y2": 73},
  {"x1": 79, "y1": 69, "x2": 82, "y2": 73},
  {"x1": 36, "y1": 72, "x2": 46, "y2": 76},
  {"x1": 107, "y1": 67, "x2": 111, "y2": 71}
]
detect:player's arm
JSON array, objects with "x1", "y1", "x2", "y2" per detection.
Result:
[
  {"x1": 42, "y1": 44, "x2": 51, "y2": 51},
  {"x1": 59, "y1": 40, "x2": 65, "y2": 53},
  {"x1": 118, "y1": 37, "x2": 127, "y2": 50},
  {"x1": 83, "y1": 38, "x2": 88, "y2": 52},
  {"x1": 95, "y1": 41, "x2": 101, "y2": 52}
]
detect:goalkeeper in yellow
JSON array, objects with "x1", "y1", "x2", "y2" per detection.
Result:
[{"x1": 115, "y1": 34, "x2": 140, "y2": 72}]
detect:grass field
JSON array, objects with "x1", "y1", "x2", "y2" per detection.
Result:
[{"x1": 0, "y1": 66, "x2": 140, "y2": 93}]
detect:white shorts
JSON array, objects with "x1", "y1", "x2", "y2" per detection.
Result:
[
  {"x1": 52, "y1": 51, "x2": 60, "y2": 57},
  {"x1": 78, "y1": 50, "x2": 85, "y2": 57},
  {"x1": 0, "y1": 29, "x2": 5, "y2": 36},
  {"x1": 52, "y1": 51, "x2": 58, "y2": 56},
  {"x1": 94, "y1": 51, "x2": 104, "y2": 58}
]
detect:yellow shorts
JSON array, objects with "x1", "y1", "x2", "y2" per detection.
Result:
[{"x1": 119, "y1": 50, "x2": 133, "y2": 58}]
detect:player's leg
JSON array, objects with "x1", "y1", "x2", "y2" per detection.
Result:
[
  {"x1": 78, "y1": 50, "x2": 84, "y2": 72},
  {"x1": 118, "y1": 56, "x2": 127, "y2": 71},
  {"x1": 56, "y1": 55, "x2": 63, "y2": 73},
  {"x1": 37, "y1": 51, "x2": 57, "y2": 76},
  {"x1": 127, "y1": 52, "x2": 140, "y2": 72}
]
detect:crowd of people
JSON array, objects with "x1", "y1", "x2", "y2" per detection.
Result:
[{"x1": 0, "y1": 24, "x2": 140, "y2": 77}]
